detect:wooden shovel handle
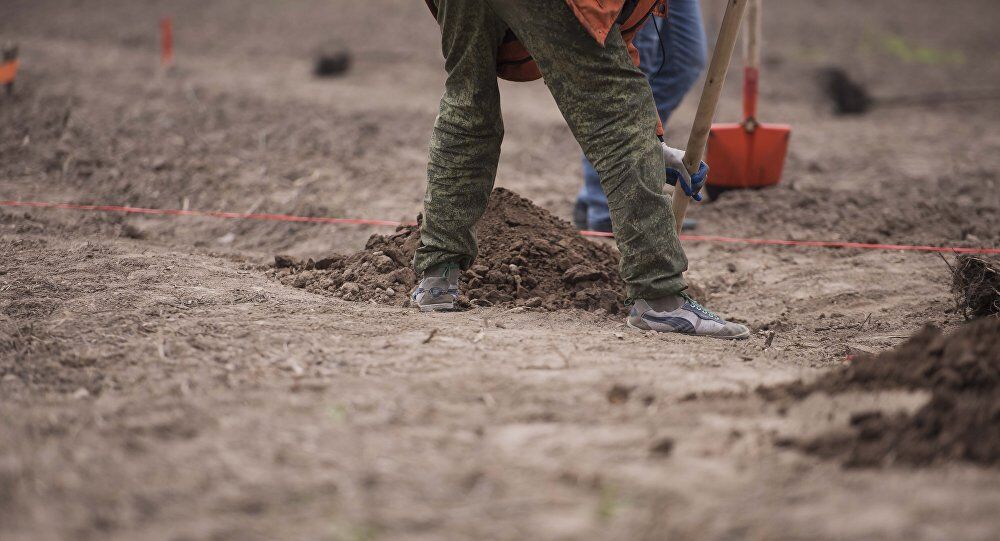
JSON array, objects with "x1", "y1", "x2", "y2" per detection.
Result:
[
  {"x1": 671, "y1": 0, "x2": 750, "y2": 231},
  {"x1": 743, "y1": 0, "x2": 761, "y2": 122},
  {"x1": 745, "y1": 0, "x2": 760, "y2": 70}
]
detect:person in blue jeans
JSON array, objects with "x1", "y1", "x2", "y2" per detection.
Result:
[{"x1": 574, "y1": 0, "x2": 708, "y2": 233}]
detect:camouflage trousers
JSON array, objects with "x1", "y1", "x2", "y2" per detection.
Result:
[{"x1": 415, "y1": 0, "x2": 689, "y2": 301}]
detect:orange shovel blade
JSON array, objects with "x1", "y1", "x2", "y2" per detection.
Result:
[{"x1": 706, "y1": 122, "x2": 791, "y2": 189}]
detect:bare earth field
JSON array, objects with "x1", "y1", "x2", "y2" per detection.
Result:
[{"x1": 2, "y1": 1, "x2": 1000, "y2": 539}]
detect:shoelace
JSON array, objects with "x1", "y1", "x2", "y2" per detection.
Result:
[
  {"x1": 415, "y1": 263, "x2": 460, "y2": 300},
  {"x1": 681, "y1": 293, "x2": 720, "y2": 320}
]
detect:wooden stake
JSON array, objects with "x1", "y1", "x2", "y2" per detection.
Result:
[{"x1": 160, "y1": 17, "x2": 174, "y2": 68}]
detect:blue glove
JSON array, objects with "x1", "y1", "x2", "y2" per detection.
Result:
[
  {"x1": 666, "y1": 161, "x2": 709, "y2": 202},
  {"x1": 661, "y1": 142, "x2": 708, "y2": 202}
]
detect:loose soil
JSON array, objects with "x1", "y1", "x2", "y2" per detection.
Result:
[
  {"x1": 766, "y1": 318, "x2": 1000, "y2": 467},
  {"x1": 270, "y1": 188, "x2": 627, "y2": 313}
]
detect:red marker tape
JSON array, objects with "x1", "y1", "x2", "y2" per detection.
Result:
[{"x1": 2, "y1": 199, "x2": 999, "y2": 256}]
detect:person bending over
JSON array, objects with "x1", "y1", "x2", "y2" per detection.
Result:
[{"x1": 412, "y1": 0, "x2": 748, "y2": 339}]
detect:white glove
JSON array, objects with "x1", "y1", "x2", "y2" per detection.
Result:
[{"x1": 661, "y1": 142, "x2": 707, "y2": 201}]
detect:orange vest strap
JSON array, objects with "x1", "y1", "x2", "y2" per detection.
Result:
[{"x1": 562, "y1": 0, "x2": 626, "y2": 46}]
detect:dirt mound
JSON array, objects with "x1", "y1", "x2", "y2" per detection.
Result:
[
  {"x1": 952, "y1": 255, "x2": 1000, "y2": 319},
  {"x1": 766, "y1": 318, "x2": 1000, "y2": 467},
  {"x1": 269, "y1": 188, "x2": 627, "y2": 313}
]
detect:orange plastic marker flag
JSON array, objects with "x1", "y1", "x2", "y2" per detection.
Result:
[
  {"x1": 160, "y1": 17, "x2": 174, "y2": 67},
  {"x1": 1, "y1": 43, "x2": 17, "y2": 92},
  {"x1": 0, "y1": 59, "x2": 17, "y2": 85}
]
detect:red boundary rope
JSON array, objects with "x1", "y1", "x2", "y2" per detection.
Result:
[{"x1": 3, "y1": 199, "x2": 999, "y2": 255}]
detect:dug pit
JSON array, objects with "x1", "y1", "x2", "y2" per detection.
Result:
[{"x1": 269, "y1": 188, "x2": 629, "y2": 313}]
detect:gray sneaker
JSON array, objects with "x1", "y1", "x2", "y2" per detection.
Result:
[
  {"x1": 412, "y1": 263, "x2": 461, "y2": 312},
  {"x1": 626, "y1": 294, "x2": 750, "y2": 340}
]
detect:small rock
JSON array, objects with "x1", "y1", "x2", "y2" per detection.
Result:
[
  {"x1": 150, "y1": 157, "x2": 172, "y2": 171},
  {"x1": 373, "y1": 255, "x2": 395, "y2": 273},
  {"x1": 285, "y1": 359, "x2": 305, "y2": 376},
  {"x1": 339, "y1": 282, "x2": 361, "y2": 296},
  {"x1": 525, "y1": 297, "x2": 542, "y2": 308},
  {"x1": 315, "y1": 256, "x2": 341, "y2": 270},
  {"x1": 562, "y1": 264, "x2": 602, "y2": 284},
  {"x1": 382, "y1": 247, "x2": 407, "y2": 266},
  {"x1": 120, "y1": 224, "x2": 146, "y2": 240},
  {"x1": 649, "y1": 437, "x2": 675, "y2": 456},
  {"x1": 385, "y1": 288, "x2": 396, "y2": 296},
  {"x1": 607, "y1": 383, "x2": 635, "y2": 404},
  {"x1": 314, "y1": 45, "x2": 352, "y2": 77},
  {"x1": 72, "y1": 387, "x2": 90, "y2": 399},
  {"x1": 274, "y1": 255, "x2": 298, "y2": 268},
  {"x1": 387, "y1": 267, "x2": 417, "y2": 285}
]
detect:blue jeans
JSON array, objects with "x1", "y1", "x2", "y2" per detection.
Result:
[{"x1": 576, "y1": 0, "x2": 707, "y2": 228}]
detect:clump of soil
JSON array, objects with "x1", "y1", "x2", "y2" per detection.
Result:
[
  {"x1": 764, "y1": 318, "x2": 1000, "y2": 467},
  {"x1": 269, "y1": 188, "x2": 627, "y2": 313},
  {"x1": 952, "y1": 255, "x2": 1000, "y2": 319},
  {"x1": 313, "y1": 41, "x2": 352, "y2": 77},
  {"x1": 821, "y1": 66, "x2": 873, "y2": 115}
]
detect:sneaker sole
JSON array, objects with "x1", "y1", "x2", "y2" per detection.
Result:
[
  {"x1": 419, "y1": 302, "x2": 456, "y2": 313},
  {"x1": 626, "y1": 318, "x2": 751, "y2": 340}
]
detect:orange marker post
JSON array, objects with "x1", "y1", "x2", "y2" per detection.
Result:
[
  {"x1": 160, "y1": 17, "x2": 174, "y2": 68},
  {"x1": 1, "y1": 44, "x2": 18, "y2": 95}
]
